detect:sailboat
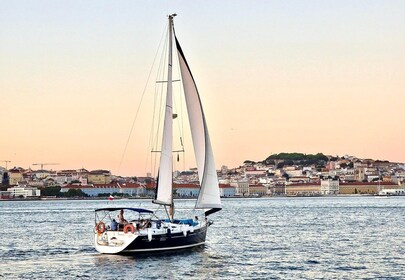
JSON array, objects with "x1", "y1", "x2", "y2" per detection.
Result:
[{"x1": 94, "y1": 14, "x2": 222, "y2": 254}]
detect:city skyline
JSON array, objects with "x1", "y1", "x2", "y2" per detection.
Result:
[{"x1": 1, "y1": 1, "x2": 404, "y2": 176}]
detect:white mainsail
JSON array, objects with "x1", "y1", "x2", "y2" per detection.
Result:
[
  {"x1": 175, "y1": 37, "x2": 222, "y2": 211},
  {"x1": 154, "y1": 16, "x2": 174, "y2": 206}
]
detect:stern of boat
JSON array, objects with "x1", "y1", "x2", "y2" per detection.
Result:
[{"x1": 94, "y1": 226, "x2": 138, "y2": 254}]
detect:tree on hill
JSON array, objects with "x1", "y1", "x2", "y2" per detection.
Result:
[
  {"x1": 264, "y1": 152, "x2": 328, "y2": 166},
  {"x1": 276, "y1": 162, "x2": 284, "y2": 169}
]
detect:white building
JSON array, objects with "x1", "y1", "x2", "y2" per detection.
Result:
[
  {"x1": 230, "y1": 179, "x2": 249, "y2": 196},
  {"x1": 7, "y1": 186, "x2": 41, "y2": 198},
  {"x1": 320, "y1": 179, "x2": 339, "y2": 195},
  {"x1": 284, "y1": 168, "x2": 303, "y2": 177}
]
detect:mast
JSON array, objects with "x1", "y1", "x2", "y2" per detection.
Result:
[{"x1": 153, "y1": 14, "x2": 176, "y2": 221}]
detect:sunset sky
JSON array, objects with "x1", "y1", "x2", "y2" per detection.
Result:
[{"x1": 1, "y1": 1, "x2": 404, "y2": 176}]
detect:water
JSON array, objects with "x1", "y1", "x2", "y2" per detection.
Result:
[{"x1": 0, "y1": 197, "x2": 404, "y2": 279}]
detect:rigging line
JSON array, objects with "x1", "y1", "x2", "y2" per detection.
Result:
[
  {"x1": 118, "y1": 22, "x2": 168, "y2": 174},
  {"x1": 149, "y1": 27, "x2": 169, "y2": 178}
]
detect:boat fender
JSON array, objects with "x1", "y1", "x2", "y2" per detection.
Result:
[
  {"x1": 124, "y1": 224, "x2": 135, "y2": 234},
  {"x1": 190, "y1": 226, "x2": 194, "y2": 233},
  {"x1": 96, "y1": 222, "x2": 105, "y2": 235},
  {"x1": 167, "y1": 228, "x2": 172, "y2": 238},
  {"x1": 183, "y1": 227, "x2": 187, "y2": 237},
  {"x1": 147, "y1": 228, "x2": 152, "y2": 242}
]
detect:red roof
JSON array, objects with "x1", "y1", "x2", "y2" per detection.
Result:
[
  {"x1": 340, "y1": 182, "x2": 396, "y2": 186},
  {"x1": 219, "y1": 183, "x2": 233, "y2": 189},
  {"x1": 173, "y1": 183, "x2": 199, "y2": 189},
  {"x1": 289, "y1": 182, "x2": 321, "y2": 187}
]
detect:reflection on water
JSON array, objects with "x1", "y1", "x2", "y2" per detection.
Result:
[{"x1": 0, "y1": 197, "x2": 404, "y2": 279}]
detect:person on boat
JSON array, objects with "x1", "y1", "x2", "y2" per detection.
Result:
[
  {"x1": 110, "y1": 219, "x2": 118, "y2": 231},
  {"x1": 137, "y1": 219, "x2": 145, "y2": 230},
  {"x1": 117, "y1": 209, "x2": 128, "y2": 224}
]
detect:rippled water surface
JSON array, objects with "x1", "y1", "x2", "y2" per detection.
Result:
[{"x1": 1, "y1": 197, "x2": 404, "y2": 279}]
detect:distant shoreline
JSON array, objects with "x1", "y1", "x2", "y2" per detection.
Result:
[{"x1": 1, "y1": 194, "x2": 395, "y2": 202}]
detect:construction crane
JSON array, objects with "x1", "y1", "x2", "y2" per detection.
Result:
[
  {"x1": 32, "y1": 163, "x2": 60, "y2": 170},
  {"x1": 1, "y1": 160, "x2": 11, "y2": 169}
]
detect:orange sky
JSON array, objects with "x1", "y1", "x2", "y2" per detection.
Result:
[{"x1": 1, "y1": 1, "x2": 404, "y2": 176}]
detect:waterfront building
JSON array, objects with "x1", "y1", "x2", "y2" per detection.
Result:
[
  {"x1": 0, "y1": 191, "x2": 12, "y2": 199},
  {"x1": 267, "y1": 183, "x2": 285, "y2": 195},
  {"x1": 219, "y1": 184, "x2": 236, "y2": 197},
  {"x1": 174, "y1": 183, "x2": 235, "y2": 198},
  {"x1": 230, "y1": 179, "x2": 249, "y2": 196},
  {"x1": 7, "y1": 186, "x2": 40, "y2": 198},
  {"x1": 339, "y1": 182, "x2": 398, "y2": 195},
  {"x1": 174, "y1": 183, "x2": 200, "y2": 197},
  {"x1": 61, "y1": 182, "x2": 148, "y2": 197},
  {"x1": 285, "y1": 182, "x2": 321, "y2": 196},
  {"x1": 320, "y1": 179, "x2": 339, "y2": 195},
  {"x1": 249, "y1": 184, "x2": 267, "y2": 196},
  {"x1": 61, "y1": 183, "x2": 115, "y2": 196}
]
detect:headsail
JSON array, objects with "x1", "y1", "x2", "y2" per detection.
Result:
[{"x1": 175, "y1": 36, "x2": 222, "y2": 215}]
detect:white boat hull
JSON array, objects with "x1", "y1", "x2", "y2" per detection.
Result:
[{"x1": 95, "y1": 221, "x2": 208, "y2": 254}]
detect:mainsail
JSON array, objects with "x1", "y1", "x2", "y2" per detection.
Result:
[
  {"x1": 175, "y1": 36, "x2": 222, "y2": 214},
  {"x1": 153, "y1": 16, "x2": 174, "y2": 206}
]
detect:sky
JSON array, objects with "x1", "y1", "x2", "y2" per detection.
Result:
[{"x1": 1, "y1": 1, "x2": 404, "y2": 176}]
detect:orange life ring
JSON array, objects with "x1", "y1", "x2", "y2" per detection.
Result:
[
  {"x1": 124, "y1": 224, "x2": 135, "y2": 234},
  {"x1": 96, "y1": 222, "x2": 105, "y2": 234}
]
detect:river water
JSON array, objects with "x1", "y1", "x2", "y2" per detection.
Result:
[{"x1": 0, "y1": 196, "x2": 404, "y2": 279}]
